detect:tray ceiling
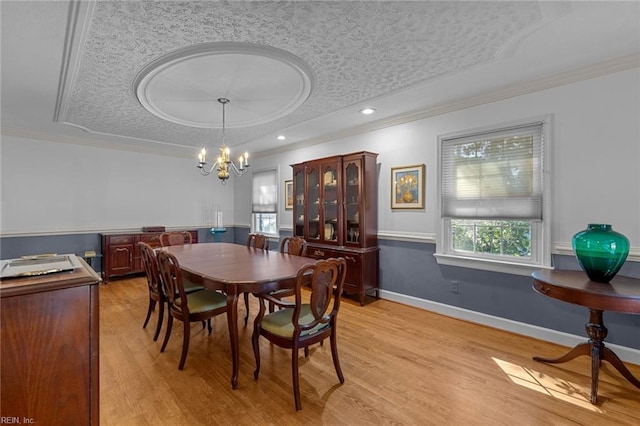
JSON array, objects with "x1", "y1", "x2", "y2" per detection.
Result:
[{"x1": 2, "y1": 1, "x2": 639, "y2": 158}]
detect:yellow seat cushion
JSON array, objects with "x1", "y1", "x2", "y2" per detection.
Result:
[
  {"x1": 178, "y1": 290, "x2": 227, "y2": 314},
  {"x1": 261, "y1": 305, "x2": 328, "y2": 338},
  {"x1": 183, "y1": 278, "x2": 205, "y2": 293}
]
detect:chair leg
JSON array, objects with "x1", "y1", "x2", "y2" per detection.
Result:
[
  {"x1": 143, "y1": 298, "x2": 156, "y2": 329},
  {"x1": 268, "y1": 300, "x2": 275, "y2": 313},
  {"x1": 178, "y1": 320, "x2": 190, "y2": 370},
  {"x1": 161, "y1": 316, "x2": 173, "y2": 353},
  {"x1": 243, "y1": 292, "x2": 251, "y2": 326},
  {"x1": 330, "y1": 330, "x2": 344, "y2": 384},
  {"x1": 207, "y1": 318, "x2": 213, "y2": 335},
  {"x1": 152, "y1": 300, "x2": 164, "y2": 341},
  {"x1": 304, "y1": 346, "x2": 309, "y2": 358},
  {"x1": 292, "y1": 347, "x2": 302, "y2": 410}
]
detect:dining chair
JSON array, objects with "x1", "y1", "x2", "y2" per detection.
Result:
[
  {"x1": 156, "y1": 250, "x2": 228, "y2": 370},
  {"x1": 266, "y1": 237, "x2": 308, "y2": 312},
  {"x1": 251, "y1": 257, "x2": 347, "y2": 410},
  {"x1": 243, "y1": 233, "x2": 270, "y2": 325},
  {"x1": 159, "y1": 231, "x2": 193, "y2": 247},
  {"x1": 280, "y1": 236, "x2": 307, "y2": 257},
  {"x1": 139, "y1": 242, "x2": 166, "y2": 341},
  {"x1": 139, "y1": 243, "x2": 205, "y2": 342}
]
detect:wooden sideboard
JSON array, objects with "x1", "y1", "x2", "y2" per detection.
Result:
[
  {"x1": 101, "y1": 230, "x2": 198, "y2": 283},
  {"x1": 1, "y1": 256, "x2": 101, "y2": 425}
]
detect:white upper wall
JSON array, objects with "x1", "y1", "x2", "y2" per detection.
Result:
[
  {"x1": 1, "y1": 68, "x2": 638, "y2": 247},
  {"x1": 246, "y1": 68, "x2": 640, "y2": 247},
  {"x1": 0, "y1": 138, "x2": 235, "y2": 234}
]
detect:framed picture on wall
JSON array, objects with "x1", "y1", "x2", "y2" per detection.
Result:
[
  {"x1": 391, "y1": 164, "x2": 425, "y2": 209},
  {"x1": 284, "y1": 179, "x2": 293, "y2": 209}
]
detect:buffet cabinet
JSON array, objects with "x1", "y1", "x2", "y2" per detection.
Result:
[
  {"x1": 101, "y1": 230, "x2": 197, "y2": 283},
  {"x1": 1, "y1": 257, "x2": 101, "y2": 425},
  {"x1": 292, "y1": 151, "x2": 379, "y2": 305}
]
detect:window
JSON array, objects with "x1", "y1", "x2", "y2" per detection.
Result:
[
  {"x1": 437, "y1": 119, "x2": 549, "y2": 273},
  {"x1": 252, "y1": 169, "x2": 278, "y2": 236}
]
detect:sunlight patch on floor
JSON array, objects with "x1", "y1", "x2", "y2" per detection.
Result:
[{"x1": 492, "y1": 357, "x2": 603, "y2": 413}]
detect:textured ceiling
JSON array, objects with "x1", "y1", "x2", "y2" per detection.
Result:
[
  {"x1": 2, "y1": 1, "x2": 640, "y2": 157},
  {"x1": 59, "y1": 1, "x2": 542, "y2": 149}
]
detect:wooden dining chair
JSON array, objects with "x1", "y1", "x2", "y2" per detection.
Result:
[
  {"x1": 266, "y1": 237, "x2": 308, "y2": 312},
  {"x1": 139, "y1": 242, "x2": 166, "y2": 341},
  {"x1": 156, "y1": 250, "x2": 228, "y2": 370},
  {"x1": 280, "y1": 236, "x2": 307, "y2": 257},
  {"x1": 159, "y1": 231, "x2": 193, "y2": 247},
  {"x1": 252, "y1": 257, "x2": 347, "y2": 410},
  {"x1": 243, "y1": 233, "x2": 270, "y2": 325},
  {"x1": 139, "y1": 243, "x2": 205, "y2": 342}
]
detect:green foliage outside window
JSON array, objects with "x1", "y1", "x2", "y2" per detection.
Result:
[{"x1": 452, "y1": 220, "x2": 531, "y2": 258}]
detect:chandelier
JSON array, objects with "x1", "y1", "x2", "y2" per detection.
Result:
[{"x1": 197, "y1": 98, "x2": 249, "y2": 183}]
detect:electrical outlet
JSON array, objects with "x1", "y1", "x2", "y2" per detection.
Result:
[{"x1": 451, "y1": 280, "x2": 459, "y2": 294}]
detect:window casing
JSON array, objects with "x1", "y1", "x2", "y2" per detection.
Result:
[
  {"x1": 252, "y1": 169, "x2": 278, "y2": 236},
  {"x1": 437, "y1": 118, "x2": 551, "y2": 274}
]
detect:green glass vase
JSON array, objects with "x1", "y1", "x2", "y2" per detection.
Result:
[{"x1": 572, "y1": 224, "x2": 629, "y2": 283}]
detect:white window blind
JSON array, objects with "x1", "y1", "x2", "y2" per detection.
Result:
[
  {"x1": 252, "y1": 169, "x2": 277, "y2": 213},
  {"x1": 441, "y1": 122, "x2": 543, "y2": 219}
]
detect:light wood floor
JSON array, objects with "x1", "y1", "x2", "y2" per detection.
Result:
[{"x1": 100, "y1": 276, "x2": 640, "y2": 425}]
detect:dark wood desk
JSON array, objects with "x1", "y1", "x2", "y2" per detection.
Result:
[
  {"x1": 532, "y1": 270, "x2": 640, "y2": 404},
  {"x1": 164, "y1": 243, "x2": 314, "y2": 389}
]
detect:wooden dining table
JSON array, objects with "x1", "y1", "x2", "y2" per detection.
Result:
[{"x1": 163, "y1": 242, "x2": 314, "y2": 389}]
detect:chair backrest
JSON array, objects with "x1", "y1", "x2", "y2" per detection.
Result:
[
  {"x1": 139, "y1": 242, "x2": 161, "y2": 298},
  {"x1": 156, "y1": 250, "x2": 189, "y2": 317},
  {"x1": 292, "y1": 257, "x2": 346, "y2": 338},
  {"x1": 280, "y1": 236, "x2": 307, "y2": 257},
  {"x1": 246, "y1": 233, "x2": 269, "y2": 250},
  {"x1": 160, "y1": 231, "x2": 192, "y2": 247}
]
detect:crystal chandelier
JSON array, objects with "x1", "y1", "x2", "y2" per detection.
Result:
[{"x1": 197, "y1": 98, "x2": 249, "y2": 183}]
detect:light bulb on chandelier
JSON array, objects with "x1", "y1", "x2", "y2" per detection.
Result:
[{"x1": 197, "y1": 98, "x2": 249, "y2": 183}]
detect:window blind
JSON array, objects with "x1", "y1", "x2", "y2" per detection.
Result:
[
  {"x1": 252, "y1": 169, "x2": 277, "y2": 213},
  {"x1": 441, "y1": 122, "x2": 543, "y2": 219}
]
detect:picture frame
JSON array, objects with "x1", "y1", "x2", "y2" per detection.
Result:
[
  {"x1": 284, "y1": 179, "x2": 293, "y2": 209},
  {"x1": 391, "y1": 164, "x2": 425, "y2": 209}
]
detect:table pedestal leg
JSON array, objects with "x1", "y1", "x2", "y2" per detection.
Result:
[
  {"x1": 226, "y1": 289, "x2": 239, "y2": 389},
  {"x1": 533, "y1": 309, "x2": 640, "y2": 404}
]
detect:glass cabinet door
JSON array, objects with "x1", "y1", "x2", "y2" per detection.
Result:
[
  {"x1": 344, "y1": 158, "x2": 361, "y2": 245},
  {"x1": 293, "y1": 167, "x2": 305, "y2": 237},
  {"x1": 305, "y1": 166, "x2": 320, "y2": 241},
  {"x1": 321, "y1": 162, "x2": 339, "y2": 243}
]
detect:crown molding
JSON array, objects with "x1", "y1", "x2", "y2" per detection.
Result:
[
  {"x1": 0, "y1": 126, "x2": 194, "y2": 159},
  {"x1": 258, "y1": 54, "x2": 640, "y2": 158},
  {"x1": 6, "y1": 54, "x2": 640, "y2": 159}
]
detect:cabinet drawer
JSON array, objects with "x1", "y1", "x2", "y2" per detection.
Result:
[
  {"x1": 107, "y1": 235, "x2": 134, "y2": 245},
  {"x1": 140, "y1": 233, "x2": 161, "y2": 247},
  {"x1": 307, "y1": 247, "x2": 339, "y2": 259}
]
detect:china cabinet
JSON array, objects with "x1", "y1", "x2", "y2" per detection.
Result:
[{"x1": 292, "y1": 151, "x2": 379, "y2": 305}]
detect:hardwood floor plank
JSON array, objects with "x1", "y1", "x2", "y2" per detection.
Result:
[{"x1": 100, "y1": 277, "x2": 640, "y2": 425}]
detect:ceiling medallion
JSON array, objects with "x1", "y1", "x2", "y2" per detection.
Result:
[{"x1": 134, "y1": 42, "x2": 315, "y2": 128}]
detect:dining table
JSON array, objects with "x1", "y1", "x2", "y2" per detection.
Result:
[{"x1": 163, "y1": 242, "x2": 315, "y2": 389}]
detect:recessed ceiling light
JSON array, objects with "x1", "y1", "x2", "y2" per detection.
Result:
[
  {"x1": 277, "y1": 135, "x2": 286, "y2": 140},
  {"x1": 360, "y1": 107, "x2": 376, "y2": 115}
]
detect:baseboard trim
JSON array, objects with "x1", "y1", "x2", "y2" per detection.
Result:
[{"x1": 379, "y1": 289, "x2": 640, "y2": 365}]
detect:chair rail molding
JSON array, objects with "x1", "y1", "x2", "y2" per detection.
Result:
[{"x1": 554, "y1": 242, "x2": 640, "y2": 263}]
